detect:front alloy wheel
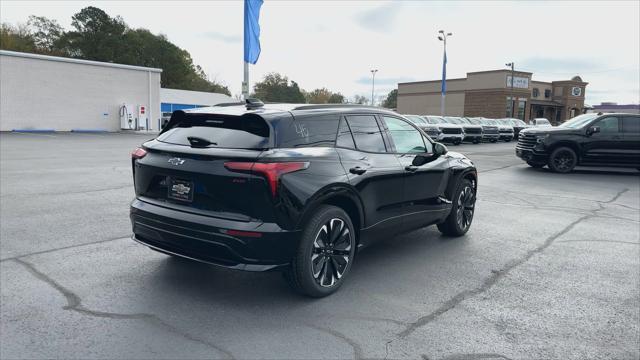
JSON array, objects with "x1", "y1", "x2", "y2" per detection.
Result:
[
  {"x1": 455, "y1": 185, "x2": 475, "y2": 231},
  {"x1": 438, "y1": 178, "x2": 476, "y2": 236},
  {"x1": 549, "y1": 147, "x2": 577, "y2": 173}
]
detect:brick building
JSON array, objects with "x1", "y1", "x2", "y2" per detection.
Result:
[{"x1": 397, "y1": 69, "x2": 588, "y2": 124}]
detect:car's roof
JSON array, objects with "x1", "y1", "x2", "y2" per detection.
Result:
[{"x1": 184, "y1": 103, "x2": 400, "y2": 118}]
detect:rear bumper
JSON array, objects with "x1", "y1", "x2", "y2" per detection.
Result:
[
  {"x1": 130, "y1": 198, "x2": 300, "y2": 271},
  {"x1": 515, "y1": 147, "x2": 548, "y2": 163}
]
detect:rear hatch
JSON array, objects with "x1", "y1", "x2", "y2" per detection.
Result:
[{"x1": 132, "y1": 111, "x2": 276, "y2": 222}]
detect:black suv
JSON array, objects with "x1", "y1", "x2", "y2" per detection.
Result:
[
  {"x1": 516, "y1": 113, "x2": 640, "y2": 172},
  {"x1": 130, "y1": 101, "x2": 477, "y2": 297}
]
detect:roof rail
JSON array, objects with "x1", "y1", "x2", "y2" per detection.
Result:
[
  {"x1": 214, "y1": 102, "x2": 245, "y2": 107},
  {"x1": 292, "y1": 104, "x2": 383, "y2": 111}
]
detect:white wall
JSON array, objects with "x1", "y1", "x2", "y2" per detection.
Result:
[
  {"x1": 160, "y1": 88, "x2": 232, "y2": 106},
  {"x1": 0, "y1": 51, "x2": 161, "y2": 131}
]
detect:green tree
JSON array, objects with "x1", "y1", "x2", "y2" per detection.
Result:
[
  {"x1": 253, "y1": 73, "x2": 306, "y2": 103},
  {"x1": 59, "y1": 6, "x2": 127, "y2": 61},
  {"x1": 1, "y1": 6, "x2": 231, "y2": 95},
  {"x1": 327, "y1": 92, "x2": 345, "y2": 104},
  {"x1": 0, "y1": 23, "x2": 36, "y2": 53},
  {"x1": 305, "y1": 88, "x2": 345, "y2": 104},
  {"x1": 382, "y1": 89, "x2": 398, "y2": 108},
  {"x1": 27, "y1": 16, "x2": 64, "y2": 54}
]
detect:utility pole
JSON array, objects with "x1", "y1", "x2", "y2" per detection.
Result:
[
  {"x1": 370, "y1": 69, "x2": 378, "y2": 106},
  {"x1": 438, "y1": 30, "x2": 452, "y2": 117},
  {"x1": 506, "y1": 62, "x2": 515, "y2": 118}
]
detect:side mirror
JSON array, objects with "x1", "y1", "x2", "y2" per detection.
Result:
[
  {"x1": 412, "y1": 142, "x2": 448, "y2": 166},
  {"x1": 587, "y1": 126, "x2": 600, "y2": 136},
  {"x1": 434, "y1": 142, "x2": 448, "y2": 156}
]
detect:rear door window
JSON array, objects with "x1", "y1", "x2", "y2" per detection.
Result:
[
  {"x1": 346, "y1": 115, "x2": 387, "y2": 152},
  {"x1": 157, "y1": 113, "x2": 270, "y2": 149},
  {"x1": 276, "y1": 114, "x2": 340, "y2": 148},
  {"x1": 336, "y1": 118, "x2": 356, "y2": 149},
  {"x1": 622, "y1": 116, "x2": 640, "y2": 133}
]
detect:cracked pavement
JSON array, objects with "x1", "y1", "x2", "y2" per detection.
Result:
[{"x1": 1, "y1": 133, "x2": 639, "y2": 359}]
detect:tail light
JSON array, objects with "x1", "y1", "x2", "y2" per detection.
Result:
[
  {"x1": 131, "y1": 147, "x2": 147, "y2": 159},
  {"x1": 224, "y1": 161, "x2": 309, "y2": 196}
]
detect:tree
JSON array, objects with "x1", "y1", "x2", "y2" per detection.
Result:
[
  {"x1": 1, "y1": 6, "x2": 231, "y2": 95},
  {"x1": 0, "y1": 23, "x2": 36, "y2": 53},
  {"x1": 352, "y1": 95, "x2": 369, "y2": 105},
  {"x1": 382, "y1": 89, "x2": 398, "y2": 109},
  {"x1": 327, "y1": 92, "x2": 345, "y2": 104},
  {"x1": 59, "y1": 7, "x2": 127, "y2": 61},
  {"x1": 27, "y1": 16, "x2": 64, "y2": 54},
  {"x1": 253, "y1": 73, "x2": 306, "y2": 103},
  {"x1": 304, "y1": 88, "x2": 345, "y2": 104}
]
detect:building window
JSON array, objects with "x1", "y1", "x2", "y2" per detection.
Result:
[
  {"x1": 544, "y1": 89, "x2": 551, "y2": 98},
  {"x1": 532, "y1": 88, "x2": 539, "y2": 98},
  {"x1": 506, "y1": 97, "x2": 514, "y2": 118},
  {"x1": 517, "y1": 100, "x2": 526, "y2": 120}
]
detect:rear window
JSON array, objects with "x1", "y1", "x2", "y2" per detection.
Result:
[
  {"x1": 622, "y1": 116, "x2": 640, "y2": 133},
  {"x1": 276, "y1": 114, "x2": 340, "y2": 148},
  {"x1": 157, "y1": 112, "x2": 270, "y2": 149},
  {"x1": 346, "y1": 115, "x2": 387, "y2": 152}
]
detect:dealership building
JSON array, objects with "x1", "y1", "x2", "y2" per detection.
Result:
[
  {"x1": 0, "y1": 50, "x2": 232, "y2": 132},
  {"x1": 397, "y1": 69, "x2": 588, "y2": 124}
]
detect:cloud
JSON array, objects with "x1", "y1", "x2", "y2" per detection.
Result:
[
  {"x1": 202, "y1": 31, "x2": 241, "y2": 43},
  {"x1": 355, "y1": 3, "x2": 402, "y2": 33},
  {"x1": 355, "y1": 76, "x2": 414, "y2": 86},
  {"x1": 517, "y1": 57, "x2": 601, "y2": 75}
]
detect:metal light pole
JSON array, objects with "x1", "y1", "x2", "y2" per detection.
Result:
[
  {"x1": 506, "y1": 62, "x2": 515, "y2": 118},
  {"x1": 370, "y1": 69, "x2": 378, "y2": 106},
  {"x1": 438, "y1": 30, "x2": 452, "y2": 117}
]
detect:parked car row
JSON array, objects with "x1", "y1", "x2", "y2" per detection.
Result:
[{"x1": 402, "y1": 115, "x2": 531, "y2": 145}]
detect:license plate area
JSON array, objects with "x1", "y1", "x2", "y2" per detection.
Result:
[{"x1": 167, "y1": 177, "x2": 194, "y2": 202}]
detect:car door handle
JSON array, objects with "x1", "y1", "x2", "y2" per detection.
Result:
[
  {"x1": 405, "y1": 165, "x2": 419, "y2": 172},
  {"x1": 349, "y1": 166, "x2": 367, "y2": 175}
]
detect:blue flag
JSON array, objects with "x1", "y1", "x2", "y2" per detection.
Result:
[
  {"x1": 441, "y1": 50, "x2": 447, "y2": 95},
  {"x1": 244, "y1": 0, "x2": 263, "y2": 64}
]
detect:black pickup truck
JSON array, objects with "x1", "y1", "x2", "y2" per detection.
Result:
[{"x1": 516, "y1": 113, "x2": 640, "y2": 173}]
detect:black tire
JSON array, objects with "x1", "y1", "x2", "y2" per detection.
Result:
[
  {"x1": 490, "y1": 139, "x2": 498, "y2": 143},
  {"x1": 548, "y1": 146, "x2": 577, "y2": 173},
  {"x1": 438, "y1": 178, "x2": 476, "y2": 237},
  {"x1": 473, "y1": 140, "x2": 480, "y2": 144},
  {"x1": 454, "y1": 140, "x2": 461, "y2": 145},
  {"x1": 526, "y1": 161, "x2": 545, "y2": 168},
  {"x1": 285, "y1": 205, "x2": 356, "y2": 297},
  {"x1": 505, "y1": 138, "x2": 512, "y2": 142}
]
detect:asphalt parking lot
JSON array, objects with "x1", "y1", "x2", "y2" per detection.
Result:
[{"x1": 1, "y1": 132, "x2": 638, "y2": 360}]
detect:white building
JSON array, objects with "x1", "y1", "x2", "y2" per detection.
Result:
[{"x1": 0, "y1": 50, "x2": 233, "y2": 132}]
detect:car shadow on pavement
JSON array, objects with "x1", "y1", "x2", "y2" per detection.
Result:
[{"x1": 141, "y1": 225, "x2": 465, "y2": 306}]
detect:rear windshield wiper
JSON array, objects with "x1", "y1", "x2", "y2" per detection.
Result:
[{"x1": 187, "y1": 136, "x2": 218, "y2": 148}]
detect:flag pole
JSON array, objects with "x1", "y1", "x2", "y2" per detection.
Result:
[{"x1": 243, "y1": 62, "x2": 249, "y2": 100}]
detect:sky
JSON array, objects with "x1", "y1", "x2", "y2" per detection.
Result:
[{"x1": 2, "y1": 0, "x2": 639, "y2": 105}]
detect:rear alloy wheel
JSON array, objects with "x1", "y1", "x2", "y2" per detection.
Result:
[
  {"x1": 548, "y1": 147, "x2": 577, "y2": 173},
  {"x1": 438, "y1": 178, "x2": 476, "y2": 237},
  {"x1": 526, "y1": 161, "x2": 545, "y2": 168},
  {"x1": 286, "y1": 205, "x2": 355, "y2": 297}
]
